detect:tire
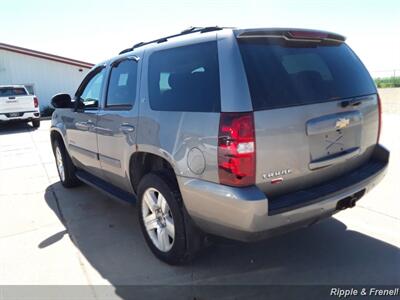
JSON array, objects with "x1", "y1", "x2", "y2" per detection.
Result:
[
  {"x1": 52, "y1": 139, "x2": 81, "y2": 188},
  {"x1": 32, "y1": 119, "x2": 40, "y2": 128},
  {"x1": 137, "y1": 172, "x2": 204, "y2": 265}
]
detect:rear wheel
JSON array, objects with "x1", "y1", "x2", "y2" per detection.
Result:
[
  {"x1": 32, "y1": 119, "x2": 40, "y2": 128},
  {"x1": 52, "y1": 139, "x2": 80, "y2": 188},
  {"x1": 137, "y1": 172, "x2": 204, "y2": 264}
]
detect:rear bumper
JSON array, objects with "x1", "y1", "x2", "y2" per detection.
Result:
[
  {"x1": 0, "y1": 111, "x2": 40, "y2": 122},
  {"x1": 178, "y1": 144, "x2": 389, "y2": 241}
]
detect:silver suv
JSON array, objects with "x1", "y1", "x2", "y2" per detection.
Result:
[{"x1": 50, "y1": 27, "x2": 389, "y2": 264}]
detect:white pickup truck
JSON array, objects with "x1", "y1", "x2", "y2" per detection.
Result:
[{"x1": 0, "y1": 85, "x2": 40, "y2": 127}]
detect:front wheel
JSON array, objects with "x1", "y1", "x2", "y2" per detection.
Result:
[
  {"x1": 137, "y1": 172, "x2": 204, "y2": 264},
  {"x1": 52, "y1": 139, "x2": 80, "y2": 188}
]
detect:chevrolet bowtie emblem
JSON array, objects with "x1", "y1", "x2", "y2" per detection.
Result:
[{"x1": 335, "y1": 118, "x2": 350, "y2": 129}]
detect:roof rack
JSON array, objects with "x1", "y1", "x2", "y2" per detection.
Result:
[{"x1": 119, "y1": 26, "x2": 226, "y2": 55}]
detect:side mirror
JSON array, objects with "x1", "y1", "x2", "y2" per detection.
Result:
[{"x1": 51, "y1": 93, "x2": 72, "y2": 108}]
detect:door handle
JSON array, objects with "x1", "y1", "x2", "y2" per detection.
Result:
[
  {"x1": 75, "y1": 121, "x2": 90, "y2": 130},
  {"x1": 120, "y1": 123, "x2": 135, "y2": 134},
  {"x1": 75, "y1": 119, "x2": 94, "y2": 131}
]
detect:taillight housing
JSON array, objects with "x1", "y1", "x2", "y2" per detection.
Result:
[
  {"x1": 218, "y1": 112, "x2": 256, "y2": 187},
  {"x1": 377, "y1": 94, "x2": 382, "y2": 143},
  {"x1": 288, "y1": 30, "x2": 328, "y2": 39},
  {"x1": 34, "y1": 97, "x2": 39, "y2": 108}
]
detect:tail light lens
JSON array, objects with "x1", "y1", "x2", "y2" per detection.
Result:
[
  {"x1": 377, "y1": 94, "x2": 382, "y2": 143},
  {"x1": 218, "y1": 112, "x2": 256, "y2": 187},
  {"x1": 33, "y1": 97, "x2": 39, "y2": 108},
  {"x1": 288, "y1": 30, "x2": 328, "y2": 39}
]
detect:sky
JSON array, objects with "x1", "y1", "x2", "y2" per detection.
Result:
[{"x1": 1, "y1": 0, "x2": 399, "y2": 77}]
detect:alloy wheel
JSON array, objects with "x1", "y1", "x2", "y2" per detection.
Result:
[
  {"x1": 142, "y1": 187, "x2": 175, "y2": 252},
  {"x1": 55, "y1": 146, "x2": 65, "y2": 182}
]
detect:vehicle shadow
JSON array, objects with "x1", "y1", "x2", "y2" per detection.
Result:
[
  {"x1": 0, "y1": 121, "x2": 37, "y2": 134},
  {"x1": 42, "y1": 182, "x2": 400, "y2": 299}
]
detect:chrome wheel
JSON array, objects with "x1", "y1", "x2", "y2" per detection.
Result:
[
  {"x1": 55, "y1": 146, "x2": 65, "y2": 182},
  {"x1": 142, "y1": 188, "x2": 175, "y2": 252}
]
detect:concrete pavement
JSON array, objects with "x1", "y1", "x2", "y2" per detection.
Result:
[{"x1": 0, "y1": 114, "x2": 398, "y2": 299}]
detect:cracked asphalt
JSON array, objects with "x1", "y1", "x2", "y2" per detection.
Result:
[{"x1": 0, "y1": 111, "x2": 399, "y2": 299}]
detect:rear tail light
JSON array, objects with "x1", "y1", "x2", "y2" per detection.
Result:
[
  {"x1": 377, "y1": 94, "x2": 382, "y2": 143},
  {"x1": 218, "y1": 112, "x2": 256, "y2": 187},
  {"x1": 34, "y1": 97, "x2": 39, "y2": 108}
]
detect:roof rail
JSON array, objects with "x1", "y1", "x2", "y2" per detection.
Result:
[{"x1": 119, "y1": 26, "x2": 226, "y2": 55}]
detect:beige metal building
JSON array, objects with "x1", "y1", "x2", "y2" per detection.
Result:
[{"x1": 0, "y1": 43, "x2": 93, "y2": 109}]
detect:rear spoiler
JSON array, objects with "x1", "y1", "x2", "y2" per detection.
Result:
[{"x1": 235, "y1": 28, "x2": 346, "y2": 44}]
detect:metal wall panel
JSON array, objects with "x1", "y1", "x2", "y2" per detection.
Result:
[{"x1": 0, "y1": 49, "x2": 91, "y2": 109}]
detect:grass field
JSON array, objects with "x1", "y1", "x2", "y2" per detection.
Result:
[{"x1": 375, "y1": 76, "x2": 400, "y2": 88}]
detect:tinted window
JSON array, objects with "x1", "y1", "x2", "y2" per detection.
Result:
[
  {"x1": 238, "y1": 41, "x2": 376, "y2": 110},
  {"x1": 80, "y1": 68, "x2": 106, "y2": 109},
  {"x1": 106, "y1": 59, "x2": 138, "y2": 107},
  {"x1": 148, "y1": 41, "x2": 220, "y2": 112},
  {"x1": 0, "y1": 87, "x2": 27, "y2": 97}
]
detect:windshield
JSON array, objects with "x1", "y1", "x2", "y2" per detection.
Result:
[{"x1": 238, "y1": 41, "x2": 376, "y2": 110}]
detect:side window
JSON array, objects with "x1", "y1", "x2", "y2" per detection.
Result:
[
  {"x1": 79, "y1": 68, "x2": 106, "y2": 109},
  {"x1": 148, "y1": 41, "x2": 220, "y2": 112},
  {"x1": 106, "y1": 59, "x2": 138, "y2": 108},
  {"x1": 24, "y1": 84, "x2": 35, "y2": 95}
]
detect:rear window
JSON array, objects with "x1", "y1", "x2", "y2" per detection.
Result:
[
  {"x1": 106, "y1": 59, "x2": 138, "y2": 107},
  {"x1": 238, "y1": 41, "x2": 376, "y2": 110},
  {"x1": 0, "y1": 87, "x2": 27, "y2": 97},
  {"x1": 148, "y1": 41, "x2": 220, "y2": 112}
]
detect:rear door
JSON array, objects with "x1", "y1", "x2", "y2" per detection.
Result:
[
  {"x1": 0, "y1": 87, "x2": 34, "y2": 113},
  {"x1": 236, "y1": 31, "x2": 379, "y2": 197},
  {"x1": 97, "y1": 56, "x2": 140, "y2": 192}
]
